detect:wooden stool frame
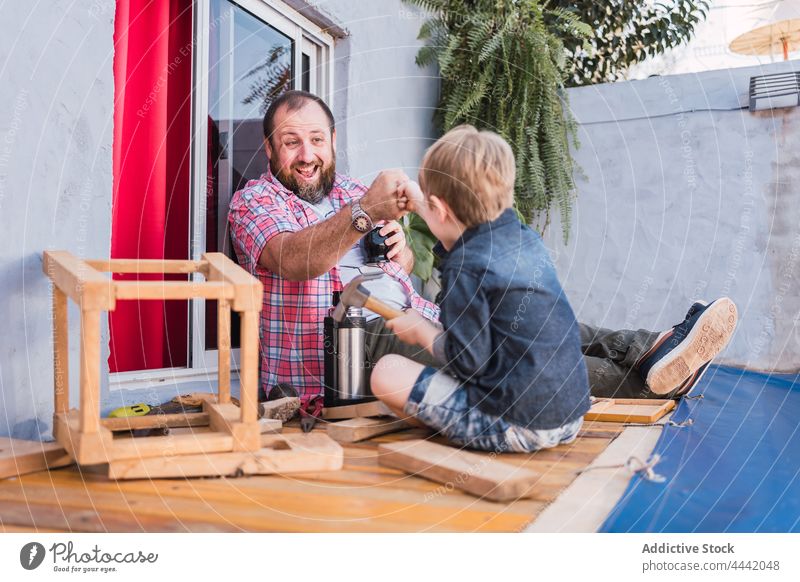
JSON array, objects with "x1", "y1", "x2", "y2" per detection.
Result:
[{"x1": 43, "y1": 251, "x2": 263, "y2": 466}]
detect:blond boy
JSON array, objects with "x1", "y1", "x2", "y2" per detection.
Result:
[{"x1": 370, "y1": 125, "x2": 590, "y2": 452}]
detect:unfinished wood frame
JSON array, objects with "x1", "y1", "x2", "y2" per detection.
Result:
[{"x1": 42, "y1": 251, "x2": 264, "y2": 468}]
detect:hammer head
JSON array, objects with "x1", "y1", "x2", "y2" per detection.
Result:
[{"x1": 332, "y1": 272, "x2": 383, "y2": 322}]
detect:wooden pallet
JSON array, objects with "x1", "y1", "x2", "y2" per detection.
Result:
[
  {"x1": 43, "y1": 251, "x2": 264, "y2": 474},
  {"x1": 0, "y1": 421, "x2": 626, "y2": 532},
  {"x1": 584, "y1": 398, "x2": 676, "y2": 424}
]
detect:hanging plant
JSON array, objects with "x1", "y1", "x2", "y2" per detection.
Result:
[{"x1": 403, "y1": 0, "x2": 589, "y2": 280}]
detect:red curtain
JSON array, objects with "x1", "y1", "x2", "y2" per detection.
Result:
[{"x1": 110, "y1": 0, "x2": 193, "y2": 372}]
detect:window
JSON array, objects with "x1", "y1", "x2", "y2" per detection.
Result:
[{"x1": 111, "y1": 0, "x2": 333, "y2": 390}]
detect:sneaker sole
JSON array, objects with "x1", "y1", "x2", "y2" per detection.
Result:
[{"x1": 646, "y1": 298, "x2": 738, "y2": 395}]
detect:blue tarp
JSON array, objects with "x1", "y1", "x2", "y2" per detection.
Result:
[{"x1": 600, "y1": 365, "x2": 800, "y2": 532}]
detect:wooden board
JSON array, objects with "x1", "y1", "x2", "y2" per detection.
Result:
[
  {"x1": 322, "y1": 400, "x2": 392, "y2": 420},
  {"x1": 101, "y1": 412, "x2": 211, "y2": 432},
  {"x1": 106, "y1": 433, "x2": 343, "y2": 480},
  {"x1": 327, "y1": 417, "x2": 412, "y2": 443},
  {"x1": 0, "y1": 438, "x2": 73, "y2": 480},
  {"x1": 378, "y1": 440, "x2": 540, "y2": 502},
  {"x1": 584, "y1": 398, "x2": 676, "y2": 424},
  {"x1": 259, "y1": 418, "x2": 283, "y2": 434}
]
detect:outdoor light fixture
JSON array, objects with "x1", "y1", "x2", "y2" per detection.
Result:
[{"x1": 749, "y1": 71, "x2": 800, "y2": 111}]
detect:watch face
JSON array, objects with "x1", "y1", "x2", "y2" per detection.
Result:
[{"x1": 354, "y1": 215, "x2": 370, "y2": 232}]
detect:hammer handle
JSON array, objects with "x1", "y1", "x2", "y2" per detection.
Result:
[{"x1": 364, "y1": 296, "x2": 405, "y2": 320}]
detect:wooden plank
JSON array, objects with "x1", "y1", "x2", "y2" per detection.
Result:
[
  {"x1": 0, "y1": 498, "x2": 228, "y2": 533},
  {"x1": 0, "y1": 523, "x2": 68, "y2": 533},
  {"x1": 101, "y1": 412, "x2": 211, "y2": 432},
  {"x1": 85, "y1": 259, "x2": 202, "y2": 274},
  {"x1": 378, "y1": 440, "x2": 540, "y2": 502},
  {"x1": 107, "y1": 433, "x2": 343, "y2": 480},
  {"x1": 238, "y1": 309, "x2": 259, "y2": 424},
  {"x1": 203, "y1": 252, "x2": 263, "y2": 312},
  {"x1": 42, "y1": 250, "x2": 114, "y2": 311},
  {"x1": 0, "y1": 438, "x2": 72, "y2": 479},
  {"x1": 109, "y1": 432, "x2": 235, "y2": 461},
  {"x1": 259, "y1": 419, "x2": 283, "y2": 434},
  {"x1": 527, "y1": 426, "x2": 661, "y2": 532},
  {"x1": 217, "y1": 299, "x2": 231, "y2": 404},
  {"x1": 322, "y1": 400, "x2": 392, "y2": 420},
  {"x1": 584, "y1": 398, "x2": 676, "y2": 424},
  {"x1": 327, "y1": 417, "x2": 411, "y2": 443},
  {"x1": 52, "y1": 287, "x2": 69, "y2": 415},
  {"x1": 0, "y1": 476, "x2": 524, "y2": 533},
  {"x1": 79, "y1": 309, "x2": 101, "y2": 435},
  {"x1": 114, "y1": 281, "x2": 235, "y2": 301}
]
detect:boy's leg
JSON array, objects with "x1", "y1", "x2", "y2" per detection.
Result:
[{"x1": 370, "y1": 354, "x2": 428, "y2": 427}]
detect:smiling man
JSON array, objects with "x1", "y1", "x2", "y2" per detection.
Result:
[{"x1": 228, "y1": 90, "x2": 440, "y2": 400}]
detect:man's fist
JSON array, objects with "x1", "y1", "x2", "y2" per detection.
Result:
[{"x1": 361, "y1": 169, "x2": 409, "y2": 222}]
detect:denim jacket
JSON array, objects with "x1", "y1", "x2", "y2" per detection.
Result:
[{"x1": 436, "y1": 209, "x2": 590, "y2": 430}]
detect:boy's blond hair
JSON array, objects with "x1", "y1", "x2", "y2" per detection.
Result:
[{"x1": 419, "y1": 125, "x2": 515, "y2": 228}]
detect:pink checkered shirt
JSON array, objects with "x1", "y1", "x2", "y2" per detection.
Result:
[{"x1": 228, "y1": 170, "x2": 440, "y2": 398}]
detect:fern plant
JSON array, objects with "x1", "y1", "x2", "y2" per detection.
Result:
[{"x1": 405, "y1": 0, "x2": 588, "y2": 251}]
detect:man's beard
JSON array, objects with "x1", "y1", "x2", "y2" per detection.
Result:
[{"x1": 271, "y1": 150, "x2": 336, "y2": 205}]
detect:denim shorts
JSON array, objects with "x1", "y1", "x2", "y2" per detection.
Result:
[{"x1": 404, "y1": 366, "x2": 583, "y2": 453}]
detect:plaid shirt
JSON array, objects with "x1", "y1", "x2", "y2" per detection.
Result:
[{"x1": 228, "y1": 170, "x2": 440, "y2": 398}]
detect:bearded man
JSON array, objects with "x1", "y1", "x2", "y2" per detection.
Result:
[{"x1": 228, "y1": 90, "x2": 440, "y2": 400}]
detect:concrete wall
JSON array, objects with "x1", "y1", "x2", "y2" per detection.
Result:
[
  {"x1": 0, "y1": 0, "x2": 116, "y2": 440},
  {"x1": 546, "y1": 60, "x2": 800, "y2": 372}
]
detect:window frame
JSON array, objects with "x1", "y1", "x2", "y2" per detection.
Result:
[{"x1": 110, "y1": 0, "x2": 334, "y2": 391}]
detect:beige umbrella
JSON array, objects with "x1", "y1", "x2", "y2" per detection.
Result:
[{"x1": 730, "y1": 1, "x2": 800, "y2": 60}]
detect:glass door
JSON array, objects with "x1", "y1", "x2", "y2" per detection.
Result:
[{"x1": 191, "y1": 0, "x2": 332, "y2": 373}]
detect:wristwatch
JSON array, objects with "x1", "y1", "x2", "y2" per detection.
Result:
[{"x1": 350, "y1": 200, "x2": 373, "y2": 233}]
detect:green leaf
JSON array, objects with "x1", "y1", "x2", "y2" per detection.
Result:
[{"x1": 403, "y1": 213, "x2": 437, "y2": 282}]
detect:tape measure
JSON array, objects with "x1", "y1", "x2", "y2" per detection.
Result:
[{"x1": 108, "y1": 403, "x2": 151, "y2": 418}]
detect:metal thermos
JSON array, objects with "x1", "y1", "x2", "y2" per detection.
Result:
[{"x1": 323, "y1": 293, "x2": 374, "y2": 407}]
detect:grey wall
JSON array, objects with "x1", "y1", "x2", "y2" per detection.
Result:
[
  {"x1": 546, "y1": 60, "x2": 800, "y2": 373},
  {"x1": 322, "y1": 0, "x2": 439, "y2": 181},
  {"x1": 0, "y1": 0, "x2": 116, "y2": 439}
]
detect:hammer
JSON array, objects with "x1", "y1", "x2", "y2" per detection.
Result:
[{"x1": 332, "y1": 273, "x2": 405, "y2": 322}]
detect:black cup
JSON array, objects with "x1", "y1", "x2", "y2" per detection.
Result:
[{"x1": 360, "y1": 226, "x2": 390, "y2": 264}]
